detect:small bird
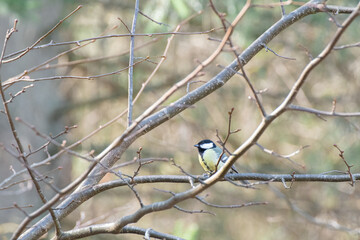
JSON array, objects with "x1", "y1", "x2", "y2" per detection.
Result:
[
  {"x1": 194, "y1": 139, "x2": 249, "y2": 184},
  {"x1": 194, "y1": 139, "x2": 238, "y2": 174}
]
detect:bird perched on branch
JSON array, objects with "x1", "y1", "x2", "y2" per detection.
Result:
[{"x1": 194, "y1": 139, "x2": 248, "y2": 184}]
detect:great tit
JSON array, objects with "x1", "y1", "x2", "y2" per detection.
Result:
[
  {"x1": 194, "y1": 139, "x2": 250, "y2": 185},
  {"x1": 194, "y1": 139, "x2": 239, "y2": 174}
]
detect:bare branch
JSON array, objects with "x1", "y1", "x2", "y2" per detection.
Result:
[
  {"x1": 255, "y1": 142, "x2": 307, "y2": 168},
  {"x1": 3, "y1": 57, "x2": 150, "y2": 87},
  {"x1": 333, "y1": 144, "x2": 354, "y2": 186},
  {"x1": 117, "y1": 17, "x2": 131, "y2": 33},
  {"x1": 173, "y1": 205, "x2": 215, "y2": 216},
  {"x1": 127, "y1": 0, "x2": 140, "y2": 126},
  {"x1": 195, "y1": 195, "x2": 267, "y2": 209},
  {"x1": 261, "y1": 43, "x2": 296, "y2": 60},
  {"x1": 334, "y1": 41, "x2": 360, "y2": 50},
  {"x1": 139, "y1": 10, "x2": 170, "y2": 27},
  {"x1": 287, "y1": 104, "x2": 360, "y2": 117},
  {"x1": 3, "y1": 29, "x2": 218, "y2": 62}
]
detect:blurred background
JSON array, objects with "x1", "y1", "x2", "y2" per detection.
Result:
[{"x1": 0, "y1": 0, "x2": 359, "y2": 239}]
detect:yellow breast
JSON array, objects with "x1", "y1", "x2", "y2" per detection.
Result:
[{"x1": 198, "y1": 150, "x2": 224, "y2": 172}]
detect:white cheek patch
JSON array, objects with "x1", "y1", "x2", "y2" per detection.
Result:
[{"x1": 200, "y1": 142, "x2": 214, "y2": 149}]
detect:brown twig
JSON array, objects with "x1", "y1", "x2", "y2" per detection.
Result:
[
  {"x1": 195, "y1": 195, "x2": 267, "y2": 209},
  {"x1": 139, "y1": 11, "x2": 170, "y2": 27},
  {"x1": 3, "y1": 56, "x2": 150, "y2": 87},
  {"x1": 154, "y1": 188, "x2": 215, "y2": 215},
  {"x1": 4, "y1": 29, "x2": 218, "y2": 62},
  {"x1": 287, "y1": 104, "x2": 360, "y2": 118},
  {"x1": 131, "y1": 147, "x2": 154, "y2": 180},
  {"x1": 215, "y1": 108, "x2": 240, "y2": 171},
  {"x1": 171, "y1": 159, "x2": 208, "y2": 185},
  {"x1": 18, "y1": 38, "x2": 159, "y2": 73},
  {"x1": 255, "y1": 142, "x2": 307, "y2": 169},
  {"x1": 298, "y1": 44, "x2": 314, "y2": 60},
  {"x1": 173, "y1": 205, "x2": 215, "y2": 216},
  {"x1": 261, "y1": 43, "x2": 296, "y2": 60},
  {"x1": 0, "y1": 204, "x2": 33, "y2": 211},
  {"x1": 117, "y1": 17, "x2": 131, "y2": 33},
  {"x1": 251, "y1": 0, "x2": 300, "y2": 8},
  {"x1": 333, "y1": 144, "x2": 354, "y2": 186},
  {"x1": 334, "y1": 41, "x2": 360, "y2": 50},
  {"x1": 5, "y1": 84, "x2": 34, "y2": 103}
]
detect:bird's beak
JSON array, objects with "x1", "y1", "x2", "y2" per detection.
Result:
[{"x1": 194, "y1": 144, "x2": 199, "y2": 148}]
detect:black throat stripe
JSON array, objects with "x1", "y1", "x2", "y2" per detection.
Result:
[{"x1": 201, "y1": 155, "x2": 212, "y2": 172}]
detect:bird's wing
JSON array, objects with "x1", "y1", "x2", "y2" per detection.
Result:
[
  {"x1": 215, "y1": 147, "x2": 248, "y2": 183},
  {"x1": 215, "y1": 149, "x2": 239, "y2": 173}
]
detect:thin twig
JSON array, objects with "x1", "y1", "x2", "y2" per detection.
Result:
[
  {"x1": 0, "y1": 204, "x2": 33, "y2": 211},
  {"x1": 5, "y1": 84, "x2": 34, "y2": 103},
  {"x1": 262, "y1": 43, "x2": 296, "y2": 60},
  {"x1": 3, "y1": 29, "x2": 218, "y2": 61},
  {"x1": 26, "y1": 38, "x2": 159, "y2": 72},
  {"x1": 120, "y1": 226, "x2": 184, "y2": 240},
  {"x1": 173, "y1": 205, "x2": 215, "y2": 216},
  {"x1": 139, "y1": 10, "x2": 170, "y2": 27},
  {"x1": 255, "y1": 142, "x2": 307, "y2": 168},
  {"x1": 334, "y1": 41, "x2": 360, "y2": 50},
  {"x1": 251, "y1": 0, "x2": 297, "y2": 9},
  {"x1": 333, "y1": 144, "x2": 354, "y2": 186},
  {"x1": 195, "y1": 195, "x2": 267, "y2": 208},
  {"x1": 326, "y1": 11, "x2": 342, "y2": 27},
  {"x1": 215, "y1": 108, "x2": 240, "y2": 171},
  {"x1": 287, "y1": 104, "x2": 360, "y2": 117},
  {"x1": 171, "y1": 159, "x2": 208, "y2": 185},
  {"x1": 280, "y1": 0, "x2": 286, "y2": 16},
  {"x1": 3, "y1": 57, "x2": 150, "y2": 87},
  {"x1": 117, "y1": 17, "x2": 131, "y2": 33}
]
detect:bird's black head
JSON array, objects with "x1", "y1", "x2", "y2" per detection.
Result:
[{"x1": 194, "y1": 139, "x2": 216, "y2": 153}]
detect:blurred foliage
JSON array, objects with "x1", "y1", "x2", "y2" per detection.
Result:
[
  {"x1": 0, "y1": 0, "x2": 41, "y2": 18},
  {"x1": 1, "y1": 0, "x2": 360, "y2": 239}
]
